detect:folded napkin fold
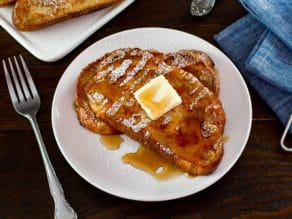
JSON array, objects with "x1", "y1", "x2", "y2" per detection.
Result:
[
  {"x1": 246, "y1": 31, "x2": 292, "y2": 93},
  {"x1": 214, "y1": 0, "x2": 292, "y2": 133},
  {"x1": 239, "y1": 0, "x2": 292, "y2": 49}
]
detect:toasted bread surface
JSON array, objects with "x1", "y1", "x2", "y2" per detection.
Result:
[
  {"x1": 82, "y1": 48, "x2": 226, "y2": 175},
  {"x1": 76, "y1": 49, "x2": 220, "y2": 135},
  {"x1": 0, "y1": 0, "x2": 15, "y2": 6},
  {"x1": 12, "y1": 0, "x2": 121, "y2": 31},
  {"x1": 75, "y1": 55, "x2": 118, "y2": 134},
  {"x1": 163, "y1": 50, "x2": 220, "y2": 97}
]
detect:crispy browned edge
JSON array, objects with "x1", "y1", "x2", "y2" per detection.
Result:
[
  {"x1": 165, "y1": 49, "x2": 220, "y2": 97},
  {"x1": 75, "y1": 56, "x2": 118, "y2": 134},
  {"x1": 180, "y1": 49, "x2": 220, "y2": 97},
  {"x1": 12, "y1": 0, "x2": 121, "y2": 31},
  {"x1": 0, "y1": 0, "x2": 15, "y2": 7}
]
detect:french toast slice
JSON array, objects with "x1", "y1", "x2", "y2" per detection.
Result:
[
  {"x1": 75, "y1": 52, "x2": 118, "y2": 134},
  {"x1": 0, "y1": 0, "x2": 15, "y2": 6},
  {"x1": 12, "y1": 0, "x2": 121, "y2": 31},
  {"x1": 163, "y1": 50, "x2": 220, "y2": 97},
  {"x1": 75, "y1": 49, "x2": 220, "y2": 135},
  {"x1": 83, "y1": 48, "x2": 226, "y2": 175}
]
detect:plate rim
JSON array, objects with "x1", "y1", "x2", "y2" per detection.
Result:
[{"x1": 51, "y1": 27, "x2": 252, "y2": 201}]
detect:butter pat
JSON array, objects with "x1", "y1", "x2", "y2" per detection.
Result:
[{"x1": 134, "y1": 75, "x2": 182, "y2": 120}]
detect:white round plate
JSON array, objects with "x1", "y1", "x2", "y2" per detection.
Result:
[{"x1": 52, "y1": 28, "x2": 252, "y2": 201}]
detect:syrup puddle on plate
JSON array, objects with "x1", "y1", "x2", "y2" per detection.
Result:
[
  {"x1": 99, "y1": 136, "x2": 189, "y2": 180},
  {"x1": 99, "y1": 135, "x2": 124, "y2": 150},
  {"x1": 119, "y1": 135, "x2": 231, "y2": 180},
  {"x1": 122, "y1": 145, "x2": 183, "y2": 181},
  {"x1": 223, "y1": 135, "x2": 230, "y2": 143}
]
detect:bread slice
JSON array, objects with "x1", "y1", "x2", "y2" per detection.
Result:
[
  {"x1": 75, "y1": 52, "x2": 119, "y2": 134},
  {"x1": 12, "y1": 0, "x2": 121, "y2": 31},
  {"x1": 0, "y1": 0, "x2": 15, "y2": 7},
  {"x1": 163, "y1": 50, "x2": 220, "y2": 97},
  {"x1": 82, "y1": 48, "x2": 226, "y2": 175},
  {"x1": 75, "y1": 49, "x2": 221, "y2": 135}
]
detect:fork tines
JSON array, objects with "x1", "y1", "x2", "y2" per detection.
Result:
[{"x1": 2, "y1": 55, "x2": 39, "y2": 104}]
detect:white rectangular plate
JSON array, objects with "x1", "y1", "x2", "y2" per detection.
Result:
[{"x1": 0, "y1": 0, "x2": 135, "y2": 62}]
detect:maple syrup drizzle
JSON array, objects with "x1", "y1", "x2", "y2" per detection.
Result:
[
  {"x1": 223, "y1": 135, "x2": 230, "y2": 143},
  {"x1": 122, "y1": 145, "x2": 183, "y2": 181},
  {"x1": 99, "y1": 135, "x2": 123, "y2": 150}
]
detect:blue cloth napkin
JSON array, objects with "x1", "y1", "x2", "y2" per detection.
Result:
[
  {"x1": 239, "y1": 0, "x2": 292, "y2": 49},
  {"x1": 214, "y1": 7, "x2": 292, "y2": 133},
  {"x1": 246, "y1": 31, "x2": 292, "y2": 93}
]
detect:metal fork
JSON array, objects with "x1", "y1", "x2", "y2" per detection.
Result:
[{"x1": 2, "y1": 55, "x2": 77, "y2": 219}]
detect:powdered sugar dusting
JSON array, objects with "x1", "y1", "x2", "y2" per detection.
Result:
[
  {"x1": 87, "y1": 92, "x2": 109, "y2": 111},
  {"x1": 189, "y1": 86, "x2": 199, "y2": 95},
  {"x1": 189, "y1": 87, "x2": 209, "y2": 110},
  {"x1": 120, "y1": 51, "x2": 153, "y2": 86},
  {"x1": 199, "y1": 68, "x2": 213, "y2": 82},
  {"x1": 128, "y1": 69, "x2": 151, "y2": 91},
  {"x1": 93, "y1": 64, "x2": 114, "y2": 82},
  {"x1": 98, "y1": 49, "x2": 127, "y2": 70},
  {"x1": 40, "y1": 0, "x2": 66, "y2": 6},
  {"x1": 107, "y1": 96, "x2": 126, "y2": 116},
  {"x1": 88, "y1": 92, "x2": 105, "y2": 103},
  {"x1": 122, "y1": 113, "x2": 151, "y2": 132},
  {"x1": 157, "y1": 142, "x2": 173, "y2": 156},
  {"x1": 166, "y1": 52, "x2": 196, "y2": 68},
  {"x1": 212, "y1": 138, "x2": 223, "y2": 150},
  {"x1": 125, "y1": 97, "x2": 136, "y2": 107},
  {"x1": 162, "y1": 114, "x2": 172, "y2": 126},
  {"x1": 157, "y1": 62, "x2": 173, "y2": 75},
  {"x1": 202, "y1": 121, "x2": 218, "y2": 138},
  {"x1": 39, "y1": 0, "x2": 71, "y2": 17},
  {"x1": 205, "y1": 103, "x2": 220, "y2": 113},
  {"x1": 144, "y1": 131, "x2": 151, "y2": 139},
  {"x1": 110, "y1": 59, "x2": 132, "y2": 82}
]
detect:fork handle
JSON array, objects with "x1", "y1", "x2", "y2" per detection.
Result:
[{"x1": 28, "y1": 115, "x2": 77, "y2": 219}]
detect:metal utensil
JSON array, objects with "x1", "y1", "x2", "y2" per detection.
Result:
[
  {"x1": 190, "y1": 0, "x2": 216, "y2": 16},
  {"x1": 2, "y1": 55, "x2": 77, "y2": 219},
  {"x1": 280, "y1": 114, "x2": 292, "y2": 152}
]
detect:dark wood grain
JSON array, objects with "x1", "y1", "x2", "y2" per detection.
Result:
[{"x1": 0, "y1": 0, "x2": 291, "y2": 218}]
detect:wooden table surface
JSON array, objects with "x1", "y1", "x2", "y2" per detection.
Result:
[{"x1": 1, "y1": 0, "x2": 291, "y2": 218}]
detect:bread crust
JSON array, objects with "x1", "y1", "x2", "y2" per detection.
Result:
[
  {"x1": 163, "y1": 50, "x2": 220, "y2": 97},
  {"x1": 75, "y1": 57, "x2": 118, "y2": 134},
  {"x1": 12, "y1": 0, "x2": 121, "y2": 31}
]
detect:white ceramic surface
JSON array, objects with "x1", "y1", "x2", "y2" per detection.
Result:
[
  {"x1": 0, "y1": 0, "x2": 135, "y2": 62},
  {"x1": 51, "y1": 28, "x2": 252, "y2": 201}
]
